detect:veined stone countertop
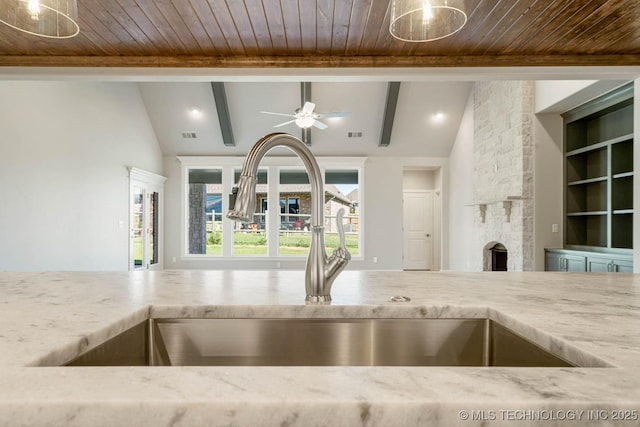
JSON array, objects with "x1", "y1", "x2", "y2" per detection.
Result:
[{"x1": 1, "y1": 270, "x2": 639, "y2": 426}]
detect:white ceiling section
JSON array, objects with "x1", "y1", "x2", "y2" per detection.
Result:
[
  {"x1": 139, "y1": 82, "x2": 224, "y2": 157},
  {"x1": 391, "y1": 81, "x2": 473, "y2": 157},
  {"x1": 138, "y1": 81, "x2": 473, "y2": 158},
  {"x1": 8, "y1": 65, "x2": 639, "y2": 159}
]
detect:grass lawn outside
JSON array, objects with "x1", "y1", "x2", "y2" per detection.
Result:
[
  {"x1": 205, "y1": 231, "x2": 359, "y2": 256},
  {"x1": 138, "y1": 231, "x2": 358, "y2": 257}
]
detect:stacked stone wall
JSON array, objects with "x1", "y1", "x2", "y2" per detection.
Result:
[{"x1": 472, "y1": 81, "x2": 534, "y2": 271}]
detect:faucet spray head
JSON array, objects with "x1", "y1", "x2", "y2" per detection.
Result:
[{"x1": 226, "y1": 175, "x2": 257, "y2": 222}]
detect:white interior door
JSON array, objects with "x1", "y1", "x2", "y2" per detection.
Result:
[{"x1": 403, "y1": 190, "x2": 433, "y2": 270}]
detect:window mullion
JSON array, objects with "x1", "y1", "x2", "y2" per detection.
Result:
[
  {"x1": 222, "y1": 166, "x2": 234, "y2": 257},
  {"x1": 267, "y1": 166, "x2": 279, "y2": 256}
]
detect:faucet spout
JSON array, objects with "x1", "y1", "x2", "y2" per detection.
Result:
[{"x1": 226, "y1": 132, "x2": 350, "y2": 304}]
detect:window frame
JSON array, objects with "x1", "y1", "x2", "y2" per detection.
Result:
[{"x1": 178, "y1": 156, "x2": 366, "y2": 261}]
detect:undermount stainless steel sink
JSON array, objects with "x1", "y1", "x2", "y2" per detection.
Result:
[{"x1": 63, "y1": 318, "x2": 576, "y2": 367}]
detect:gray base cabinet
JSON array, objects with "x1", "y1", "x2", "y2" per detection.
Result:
[
  {"x1": 586, "y1": 255, "x2": 633, "y2": 272},
  {"x1": 545, "y1": 250, "x2": 587, "y2": 272},
  {"x1": 545, "y1": 248, "x2": 633, "y2": 272}
]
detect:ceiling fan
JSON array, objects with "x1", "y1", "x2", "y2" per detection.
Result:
[{"x1": 260, "y1": 101, "x2": 350, "y2": 130}]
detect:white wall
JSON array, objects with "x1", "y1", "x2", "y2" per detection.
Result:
[
  {"x1": 402, "y1": 170, "x2": 436, "y2": 190},
  {"x1": 533, "y1": 114, "x2": 564, "y2": 270},
  {"x1": 0, "y1": 82, "x2": 163, "y2": 271},
  {"x1": 447, "y1": 93, "x2": 475, "y2": 271},
  {"x1": 163, "y1": 155, "x2": 448, "y2": 270},
  {"x1": 535, "y1": 81, "x2": 597, "y2": 112},
  {"x1": 535, "y1": 80, "x2": 630, "y2": 113}
]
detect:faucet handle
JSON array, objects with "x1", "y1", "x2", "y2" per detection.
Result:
[{"x1": 333, "y1": 208, "x2": 351, "y2": 261}]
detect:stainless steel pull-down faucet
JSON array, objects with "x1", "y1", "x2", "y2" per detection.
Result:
[{"x1": 226, "y1": 132, "x2": 351, "y2": 304}]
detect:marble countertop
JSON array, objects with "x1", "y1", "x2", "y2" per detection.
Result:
[{"x1": 1, "y1": 270, "x2": 639, "y2": 426}]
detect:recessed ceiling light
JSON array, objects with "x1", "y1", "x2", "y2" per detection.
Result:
[
  {"x1": 188, "y1": 107, "x2": 203, "y2": 119},
  {"x1": 431, "y1": 111, "x2": 446, "y2": 123}
]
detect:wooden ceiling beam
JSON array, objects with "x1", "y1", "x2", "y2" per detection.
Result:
[
  {"x1": 211, "y1": 82, "x2": 235, "y2": 147},
  {"x1": 379, "y1": 82, "x2": 400, "y2": 147},
  {"x1": 301, "y1": 81, "x2": 311, "y2": 146},
  {"x1": 2, "y1": 54, "x2": 640, "y2": 68}
]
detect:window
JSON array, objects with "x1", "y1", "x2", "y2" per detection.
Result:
[
  {"x1": 187, "y1": 168, "x2": 222, "y2": 255},
  {"x1": 325, "y1": 169, "x2": 360, "y2": 256},
  {"x1": 233, "y1": 168, "x2": 268, "y2": 256},
  {"x1": 279, "y1": 169, "x2": 311, "y2": 255},
  {"x1": 281, "y1": 197, "x2": 300, "y2": 223},
  {"x1": 179, "y1": 157, "x2": 364, "y2": 260},
  {"x1": 277, "y1": 167, "x2": 360, "y2": 257}
]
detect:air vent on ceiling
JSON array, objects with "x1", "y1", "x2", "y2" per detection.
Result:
[
  {"x1": 181, "y1": 131, "x2": 197, "y2": 139},
  {"x1": 347, "y1": 131, "x2": 363, "y2": 138}
]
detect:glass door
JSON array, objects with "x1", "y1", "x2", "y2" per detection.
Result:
[
  {"x1": 132, "y1": 185, "x2": 145, "y2": 269},
  {"x1": 130, "y1": 168, "x2": 166, "y2": 271}
]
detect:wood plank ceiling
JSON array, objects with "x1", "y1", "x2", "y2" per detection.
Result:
[{"x1": 1, "y1": 0, "x2": 639, "y2": 68}]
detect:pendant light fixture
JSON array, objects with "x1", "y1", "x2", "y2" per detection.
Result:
[
  {"x1": 0, "y1": 0, "x2": 79, "y2": 38},
  {"x1": 390, "y1": 0, "x2": 467, "y2": 42}
]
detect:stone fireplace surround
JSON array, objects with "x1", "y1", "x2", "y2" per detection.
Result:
[{"x1": 472, "y1": 81, "x2": 534, "y2": 272}]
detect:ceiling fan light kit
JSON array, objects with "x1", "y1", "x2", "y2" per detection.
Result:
[
  {"x1": 390, "y1": 0, "x2": 467, "y2": 42},
  {"x1": 261, "y1": 101, "x2": 350, "y2": 130},
  {"x1": 295, "y1": 116, "x2": 315, "y2": 129},
  {"x1": 0, "y1": 0, "x2": 79, "y2": 38}
]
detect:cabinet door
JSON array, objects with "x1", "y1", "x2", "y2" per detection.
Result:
[
  {"x1": 587, "y1": 256, "x2": 612, "y2": 272},
  {"x1": 587, "y1": 256, "x2": 633, "y2": 272},
  {"x1": 564, "y1": 254, "x2": 587, "y2": 272},
  {"x1": 545, "y1": 251, "x2": 586, "y2": 272},
  {"x1": 545, "y1": 252, "x2": 564, "y2": 271},
  {"x1": 612, "y1": 258, "x2": 633, "y2": 273}
]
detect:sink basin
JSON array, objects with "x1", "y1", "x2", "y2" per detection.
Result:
[{"x1": 64, "y1": 318, "x2": 575, "y2": 367}]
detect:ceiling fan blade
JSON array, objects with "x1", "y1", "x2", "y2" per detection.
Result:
[
  {"x1": 312, "y1": 120, "x2": 328, "y2": 130},
  {"x1": 316, "y1": 111, "x2": 351, "y2": 118},
  {"x1": 260, "y1": 111, "x2": 296, "y2": 117},
  {"x1": 301, "y1": 102, "x2": 315, "y2": 115},
  {"x1": 274, "y1": 119, "x2": 297, "y2": 128}
]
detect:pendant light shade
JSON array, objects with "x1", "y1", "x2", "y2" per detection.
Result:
[
  {"x1": 390, "y1": 0, "x2": 467, "y2": 42},
  {"x1": 0, "y1": 0, "x2": 79, "y2": 39}
]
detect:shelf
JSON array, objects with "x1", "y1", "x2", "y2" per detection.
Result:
[
  {"x1": 566, "y1": 215, "x2": 607, "y2": 247},
  {"x1": 565, "y1": 133, "x2": 633, "y2": 157},
  {"x1": 567, "y1": 176, "x2": 607, "y2": 186},
  {"x1": 563, "y1": 84, "x2": 633, "y2": 251},
  {"x1": 466, "y1": 197, "x2": 527, "y2": 223},
  {"x1": 566, "y1": 180, "x2": 607, "y2": 213},
  {"x1": 613, "y1": 172, "x2": 634, "y2": 179},
  {"x1": 565, "y1": 140, "x2": 608, "y2": 157},
  {"x1": 565, "y1": 147, "x2": 607, "y2": 182},
  {"x1": 567, "y1": 211, "x2": 607, "y2": 216},
  {"x1": 610, "y1": 134, "x2": 634, "y2": 146},
  {"x1": 467, "y1": 196, "x2": 526, "y2": 205},
  {"x1": 611, "y1": 174, "x2": 633, "y2": 211},
  {"x1": 612, "y1": 213, "x2": 633, "y2": 249}
]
